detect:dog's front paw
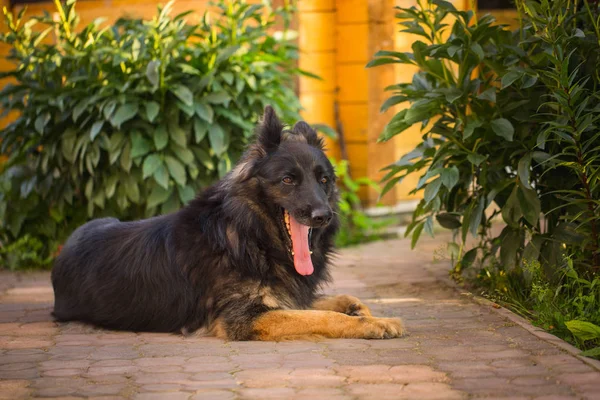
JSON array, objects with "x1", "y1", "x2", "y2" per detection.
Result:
[
  {"x1": 361, "y1": 317, "x2": 405, "y2": 339},
  {"x1": 346, "y1": 301, "x2": 372, "y2": 317},
  {"x1": 336, "y1": 294, "x2": 372, "y2": 317}
]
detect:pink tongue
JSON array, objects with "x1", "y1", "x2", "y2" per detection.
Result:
[{"x1": 289, "y1": 215, "x2": 313, "y2": 276}]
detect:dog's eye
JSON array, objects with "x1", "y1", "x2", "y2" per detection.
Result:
[
  {"x1": 320, "y1": 177, "x2": 328, "y2": 184},
  {"x1": 282, "y1": 176, "x2": 294, "y2": 185}
]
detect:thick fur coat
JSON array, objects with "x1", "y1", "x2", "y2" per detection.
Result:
[{"x1": 52, "y1": 107, "x2": 404, "y2": 341}]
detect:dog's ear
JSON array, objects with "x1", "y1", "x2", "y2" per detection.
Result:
[
  {"x1": 256, "y1": 106, "x2": 283, "y2": 153},
  {"x1": 293, "y1": 121, "x2": 324, "y2": 150}
]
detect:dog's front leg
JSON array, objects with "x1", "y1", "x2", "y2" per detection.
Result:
[
  {"x1": 312, "y1": 294, "x2": 372, "y2": 316},
  {"x1": 250, "y1": 310, "x2": 403, "y2": 340}
]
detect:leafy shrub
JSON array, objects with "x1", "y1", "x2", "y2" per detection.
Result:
[
  {"x1": 331, "y1": 158, "x2": 390, "y2": 247},
  {"x1": 481, "y1": 257, "x2": 600, "y2": 358},
  {"x1": 0, "y1": 234, "x2": 54, "y2": 270},
  {"x1": 369, "y1": 0, "x2": 600, "y2": 356},
  {"x1": 369, "y1": 0, "x2": 600, "y2": 278},
  {"x1": 0, "y1": 0, "x2": 304, "y2": 266}
]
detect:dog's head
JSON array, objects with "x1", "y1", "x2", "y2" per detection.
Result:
[{"x1": 232, "y1": 106, "x2": 338, "y2": 276}]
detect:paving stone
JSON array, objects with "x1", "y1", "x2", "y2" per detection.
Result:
[
  {"x1": 0, "y1": 368, "x2": 39, "y2": 379},
  {"x1": 190, "y1": 390, "x2": 236, "y2": 400},
  {"x1": 85, "y1": 365, "x2": 139, "y2": 376},
  {"x1": 134, "y1": 393, "x2": 190, "y2": 400},
  {"x1": 133, "y1": 372, "x2": 191, "y2": 385},
  {"x1": 135, "y1": 357, "x2": 187, "y2": 367},
  {"x1": 42, "y1": 369, "x2": 87, "y2": 377},
  {"x1": 1, "y1": 235, "x2": 600, "y2": 399},
  {"x1": 238, "y1": 388, "x2": 296, "y2": 399},
  {"x1": 0, "y1": 380, "x2": 32, "y2": 400}
]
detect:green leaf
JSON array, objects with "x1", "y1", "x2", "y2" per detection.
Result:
[
  {"x1": 165, "y1": 156, "x2": 187, "y2": 186},
  {"x1": 154, "y1": 164, "x2": 169, "y2": 189},
  {"x1": 581, "y1": 347, "x2": 600, "y2": 357},
  {"x1": 216, "y1": 45, "x2": 240, "y2": 64},
  {"x1": 105, "y1": 175, "x2": 118, "y2": 199},
  {"x1": 432, "y1": 0, "x2": 457, "y2": 11},
  {"x1": 111, "y1": 103, "x2": 139, "y2": 129},
  {"x1": 85, "y1": 178, "x2": 94, "y2": 200},
  {"x1": 565, "y1": 320, "x2": 600, "y2": 341},
  {"x1": 411, "y1": 221, "x2": 425, "y2": 249},
  {"x1": 502, "y1": 185, "x2": 522, "y2": 227},
  {"x1": 35, "y1": 112, "x2": 50, "y2": 134},
  {"x1": 61, "y1": 129, "x2": 77, "y2": 163},
  {"x1": 89, "y1": 121, "x2": 103, "y2": 140},
  {"x1": 500, "y1": 227, "x2": 521, "y2": 271},
  {"x1": 142, "y1": 154, "x2": 162, "y2": 179},
  {"x1": 171, "y1": 84, "x2": 194, "y2": 106},
  {"x1": 521, "y1": 74, "x2": 538, "y2": 89},
  {"x1": 518, "y1": 153, "x2": 532, "y2": 189},
  {"x1": 8, "y1": 213, "x2": 25, "y2": 237},
  {"x1": 380, "y1": 95, "x2": 408, "y2": 112},
  {"x1": 153, "y1": 124, "x2": 169, "y2": 150},
  {"x1": 441, "y1": 166, "x2": 459, "y2": 190},
  {"x1": 464, "y1": 119, "x2": 483, "y2": 140},
  {"x1": 462, "y1": 248, "x2": 478, "y2": 269},
  {"x1": 470, "y1": 198, "x2": 485, "y2": 237},
  {"x1": 161, "y1": 192, "x2": 181, "y2": 214},
  {"x1": 130, "y1": 132, "x2": 152, "y2": 159},
  {"x1": 366, "y1": 58, "x2": 401, "y2": 68},
  {"x1": 424, "y1": 216, "x2": 434, "y2": 237},
  {"x1": 501, "y1": 70, "x2": 523, "y2": 89},
  {"x1": 209, "y1": 124, "x2": 228, "y2": 156},
  {"x1": 103, "y1": 100, "x2": 117, "y2": 120},
  {"x1": 170, "y1": 143, "x2": 194, "y2": 164},
  {"x1": 517, "y1": 182, "x2": 541, "y2": 227},
  {"x1": 218, "y1": 155, "x2": 232, "y2": 178},
  {"x1": 146, "y1": 185, "x2": 172, "y2": 209},
  {"x1": 193, "y1": 147, "x2": 214, "y2": 170},
  {"x1": 203, "y1": 91, "x2": 231, "y2": 104},
  {"x1": 467, "y1": 153, "x2": 487, "y2": 166},
  {"x1": 221, "y1": 72, "x2": 234, "y2": 84},
  {"x1": 125, "y1": 181, "x2": 140, "y2": 204},
  {"x1": 169, "y1": 123, "x2": 187, "y2": 147},
  {"x1": 177, "y1": 185, "x2": 196, "y2": 204},
  {"x1": 491, "y1": 118, "x2": 514, "y2": 141},
  {"x1": 380, "y1": 175, "x2": 403, "y2": 198},
  {"x1": 470, "y1": 43, "x2": 484, "y2": 60},
  {"x1": 120, "y1": 141, "x2": 132, "y2": 172},
  {"x1": 424, "y1": 178, "x2": 442, "y2": 203},
  {"x1": 145, "y1": 101, "x2": 160, "y2": 122},
  {"x1": 477, "y1": 88, "x2": 496, "y2": 102},
  {"x1": 146, "y1": 60, "x2": 160, "y2": 87},
  {"x1": 195, "y1": 103, "x2": 214, "y2": 123},
  {"x1": 436, "y1": 213, "x2": 462, "y2": 229},
  {"x1": 312, "y1": 124, "x2": 337, "y2": 139}
]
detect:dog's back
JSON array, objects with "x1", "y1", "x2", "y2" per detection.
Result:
[{"x1": 51, "y1": 215, "x2": 198, "y2": 332}]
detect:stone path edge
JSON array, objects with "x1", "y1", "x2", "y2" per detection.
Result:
[{"x1": 429, "y1": 265, "x2": 600, "y2": 372}]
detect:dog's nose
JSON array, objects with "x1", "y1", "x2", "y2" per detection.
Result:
[{"x1": 311, "y1": 209, "x2": 332, "y2": 226}]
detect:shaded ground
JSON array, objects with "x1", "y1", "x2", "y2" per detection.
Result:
[{"x1": 1, "y1": 234, "x2": 600, "y2": 399}]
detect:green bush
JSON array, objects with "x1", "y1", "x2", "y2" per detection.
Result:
[
  {"x1": 330, "y1": 157, "x2": 389, "y2": 247},
  {"x1": 0, "y1": 0, "x2": 305, "y2": 266},
  {"x1": 369, "y1": 0, "x2": 600, "y2": 355},
  {"x1": 369, "y1": 0, "x2": 600, "y2": 277}
]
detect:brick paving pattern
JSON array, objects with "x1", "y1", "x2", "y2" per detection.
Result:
[{"x1": 1, "y1": 235, "x2": 599, "y2": 399}]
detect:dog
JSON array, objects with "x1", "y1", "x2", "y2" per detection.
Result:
[{"x1": 51, "y1": 106, "x2": 404, "y2": 341}]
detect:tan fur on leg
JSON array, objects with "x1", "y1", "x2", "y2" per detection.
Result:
[
  {"x1": 251, "y1": 310, "x2": 403, "y2": 341},
  {"x1": 312, "y1": 294, "x2": 372, "y2": 316}
]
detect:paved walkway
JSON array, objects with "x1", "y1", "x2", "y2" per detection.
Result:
[{"x1": 1, "y1": 234, "x2": 600, "y2": 400}]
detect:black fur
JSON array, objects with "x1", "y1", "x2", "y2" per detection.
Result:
[{"x1": 51, "y1": 106, "x2": 339, "y2": 340}]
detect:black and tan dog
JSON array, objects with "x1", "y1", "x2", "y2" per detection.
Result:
[{"x1": 51, "y1": 106, "x2": 404, "y2": 341}]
